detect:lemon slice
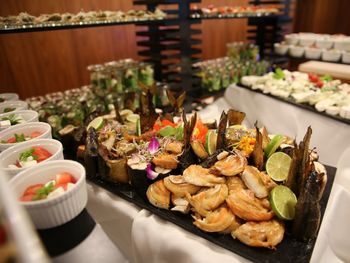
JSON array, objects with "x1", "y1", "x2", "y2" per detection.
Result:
[
  {"x1": 205, "y1": 130, "x2": 217, "y2": 155},
  {"x1": 269, "y1": 185, "x2": 297, "y2": 220},
  {"x1": 87, "y1": 116, "x2": 104, "y2": 131},
  {"x1": 266, "y1": 152, "x2": 292, "y2": 182},
  {"x1": 264, "y1": 134, "x2": 284, "y2": 158},
  {"x1": 126, "y1": 113, "x2": 140, "y2": 123}
]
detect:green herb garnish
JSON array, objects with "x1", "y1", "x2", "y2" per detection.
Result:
[
  {"x1": 1, "y1": 114, "x2": 22, "y2": 125},
  {"x1": 19, "y1": 148, "x2": 37, "y2": 162},
  {"x1": 14, "y1": 133, "x2": 26, "y2": 142},
  {"x1": 33, "y1": 182, "x2": 55, "y2": 200},
  {"x1": 320, "y1": 74, "x2": 333, "y2": 82},
  {"x1": 3, "y1": 107, "x2": 15, "y2": 113},
  {"x1": 273, "y1": 68, "x2": 285, "y2": 80}
]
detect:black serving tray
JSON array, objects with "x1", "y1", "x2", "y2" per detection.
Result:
[
  {"x1": 237, "y1": 84, "x2": 350, "y2": 125},
  {"x1": 88, "y1": 165, "x2": 336, "y2": 263}
]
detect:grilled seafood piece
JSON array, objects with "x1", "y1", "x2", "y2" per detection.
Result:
[
  {"x1": 183, "y1": 165, "x2": 226, "y2": 187},
  {"x1": 171, "y1": 195, "x2": 190, "y2": 214},
  {"x1": 163, "y1": 175, "x2": 201, "y2": 197},
  {"x1": 241, "y1": 166, "x2": 268, "y2": 198},
  {"x1": 178, "y1": 112, "x2": 197, "y2": 171},
  {"x1": 105, "y1": 158, "x2": 129, "y2": 183},
  {"x1": 226, "y1": 176, "x2": 246, "y2": 192},
  {"x1": 220, "y1": 215, "x2": 242, "y2": 234},
  {"x1": 226, "y1": 189, "x2": 274, "y2": 221},
  {"x1": 152, "y1": 153, "x2": 179, "y2": 169},
  {"x1": 216, "y1": 111, "x2": 228, "y2": 150},
  {"x1": 232, "y1": 220, "x2": 284, "y2": 249},
  {"x1": 191, "y1": 140, "x2": 209, "y2": 159},
  {"x1": 193, "y1": 205, "x2": 236, "y2": 233},
  {"x1": 165, "y1": 141, "x2": 183, "y2": 155},
  {"x1": 146, "y1": 179, "x2": 171, "y2": 210},
  {"x1": 213, "y1": 153, "x2": 247, "y2": 176},
  {"x1": 186, "y1": 184, "x2": 228, "y2": 217},
  {"x1": 166, "y1": 90, "x2": 186, "y2": 116}
]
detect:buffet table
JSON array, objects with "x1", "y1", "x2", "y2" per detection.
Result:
[{"x1": 85, "y1": 85, "x2": 350, "y2": 262}]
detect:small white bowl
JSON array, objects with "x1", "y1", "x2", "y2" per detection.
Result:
[
  {"x1": 342, "y1": 52, "x2": 350, "y2": 64},
  {"x1": 9, "y1": 160, "x2": 87, "y2": 229},
  {"x1": 0, "y1": 139, "x2": 63, "y2": 177},
  {"x1": 334, "y1": 38, "x2": 350, "y2": 51},
  {"x1": 0, "y1": 110, "x2": 39, "y2": 131},
  {"x1": 274, "y1": 43, "x2": 289, "y2": 55},
  {"x1": 316, "y1": 38, "x2": 334, "y2": 49},
  {"x1": 322, "y1": 50, "x2": 342, "y2": 62},
  {"x1": 285, "y1": 34, "x2": 299, "y2": 45},
  {"x1": 305, "y1": 47, "x2": 322, "y2": 59},
  {"x1": 0, "y1": 122, "x2": 52, "y2": 152},
  {"x1": 289, "y1": 46, "x2": 305, "y2": 58},
  {"x1": 0, "y1": 100, "x2": 28, "y2": 114},
  {"x1": 0, "y1": 93, "x2": 19, "y2": 102},
  {"x1": 299, "y1": 36, "x2": 315, "y2": 47}
]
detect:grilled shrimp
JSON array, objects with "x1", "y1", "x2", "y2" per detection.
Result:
[
  {"x1": 183, "y1": 165, "x2": 226, "y2": 187},
  {"x1": 152, "y1": 153, "x2": 179, "y2": 169},
  {"x1": 214, "y1": 153, "x2": 247, "y2": 176}
]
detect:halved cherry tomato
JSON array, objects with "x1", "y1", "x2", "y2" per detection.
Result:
[
  {"x1": 31, "y1": 131, "x2": 42, "y2": 138},
  {"x1": 20, "y1": 194, "x2": 35, "y2": 202},
  {"x1": 32, "y1": 147, "x2": 52, "y2": 163},
  {"x1": 23, "y1": 184, "x2": 44, "y2": 196},
  {"x1": 56, "y1": 172, "x2": 76, "y2": 185},
  {"x1": 316, "y1": 80, "x2": 324, "y2": 88},
  {"x1": 6, "y1": 137, "x2": 16, "y2": 143}
]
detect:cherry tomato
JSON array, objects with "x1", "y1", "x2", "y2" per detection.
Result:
[
  {"x1": 308, "y1": 73, "x2": 319, "y2": 83},
  {"x1": 316, "y1": 80, "x2": 324, "y2": 88},
  {"x1": 23, "y1": 184, "x2": 44, "y2": 196},
  {"x1": 6, "y1": 137, "x2": 16, "y2": 143},
  {"x1": 20, "y1": 194, "x2": 35, "y2": 202},
  {"x1": 32, "y1": 147, "x2": 52, "y2": 163},
  {"x1": 31, "y1": 131, "x2": 42, "y2": 138},
  {"x1": 56, "y1": 172, "x2": 76, "y2": 185}
]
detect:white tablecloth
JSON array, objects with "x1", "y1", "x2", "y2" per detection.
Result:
[{"x1": 86, "y1": 85, "x2": 350, "y2": 262}]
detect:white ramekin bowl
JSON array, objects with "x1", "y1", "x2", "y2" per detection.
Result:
[
  {"x1": 0, "y1": 100, "x2": 28, "y2": 114},
  {"x1": 285, "y1": 34, "x2": 299, "y2": 45},
  {"x1": 0, "y1": 122, "x2": 52, "y2": 152},
  {"x1": 342, "y1": 52, "x2": 350, "y2": 64},
  {"x1": 0, "y1": 110, "x2": 39, "y2": 132},
  {"x1": 274, "y1": 43, "x2": 289, "y2": 55},
  {"x1": 305, "y1": 47, "x2": 322, "y2": 59},
  {"x1": 315, "y1": 38, "x2": 334, "y2": 49},
  {"x1": 9, "y1": 160, "x2": 87, "y2": 229},
  {"x1": 333, "y1": 38, "x2": 350, "y2": 51},
  {"x1": 299, "y1": 36, "x2": 315, "y2": 47},
  {"x1": 289, "y1": 46, "x2": 305, "y2": 58},
  {"x1": 0, "y1": 139, "x2": 63, "y2": 177},
  {"x1": 322, "y1": 50, "x2": 342, "y2": 62},
  {"x1": 0, "y1": 93, "x2": 19, "y2": 102}
]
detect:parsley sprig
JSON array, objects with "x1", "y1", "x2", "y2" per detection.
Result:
[
  {"x1": 19, "y1": 148, "x2": 38, "y2": 162},
  {"x1": 33, "y1": 182, "x2": 55, "y2": 200}
]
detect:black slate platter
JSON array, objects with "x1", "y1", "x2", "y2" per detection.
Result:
[
  {"x1": 88, "y1": 165, "x2": 336, "y2": 263},
  {"x1": 237, "y1": 84, "x2": 350, "y2": 125}
]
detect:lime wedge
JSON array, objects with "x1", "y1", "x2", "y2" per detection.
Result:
[
  {"x1": 269, "y1": 185, "x2": 297, "y2": 220},
  {"x1": 205, "y1": 130, "x2": 217, "y2": 155},
  {"x1": 87, "y1": 116, "x2": 104, "y2": 131},
  {"x1": 264, "y1": 134, "x2": 284, "y2": 158},
  {"x1": 136, "y1": 118, "x2": 141, "y2": 136},
  {"x1": 266, "y1": 152, "x2": 292, "y2": 182},
  {"x1": 126, "y1": 114, "x2": 140, "y2": 123}
]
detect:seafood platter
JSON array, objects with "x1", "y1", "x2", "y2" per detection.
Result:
[
  {"x1": 0, "y1": 9, "x2": 167, "y2": 31},
  {"x1": 53, "y1": 88, "x2": 333, "y2": 262},
  {"x1": 241, "y1": 69, "x2": 350, "y2": 124},
  {"x1": 190, "y1": 5, "x2": 279, "y2": 19}
]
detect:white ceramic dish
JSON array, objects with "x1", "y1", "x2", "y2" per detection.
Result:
[
  {"x1": 0, "y1": 170, "x2": 50, "y2": 262},
  {"x1": 0, "y1": 110, "x2": 39, "y2": 130},
  {"x1": 9, "y1": 160, "x2": 87, "y2": 229},
  {"x1": 0, "y1": 100, "x2": 28, "y2": 114},
  {"x1": 289, "y1": 46, "x2": 305, "y2": 58},
  {"x1": 0, "y1": 139, "x2": 63, "y2": 177},
  {"x1": 0, "y1": 122, "x2": 52, "y2": 152},
  {"x1": 305, "y1": 47, "x2": 322, "y2": 59},
  {"x1": 316, "y1": 38, "x2": 334, "y2": 49},
  {"x1": 342, "y1": 52, "x2": 350, "y2": 64},
  {"x1": 274, "y1": 43, "x2": 289, "y2": 55},
  {"x1": 285, "y1": 34, "x2": 299, "y2": 45},
  {"x1": 0, "y1": 93, "x2": 19, "y2": 102},
  {"x1": 322, "y1": 50, "x2": 342, "y2": 62},
  {"x1": 333, "y1": 38, "x2": 350, "y2": 51},
  {"x1": 299, "y1": 36, "x2": 315, "y2": 47}
]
